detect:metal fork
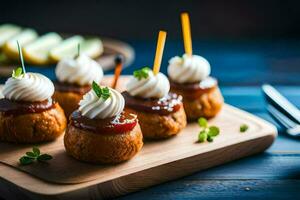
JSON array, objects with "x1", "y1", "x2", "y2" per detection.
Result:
[
  {"x1": 267, "y1": 104, "x2": 300, "y2": 137},
  {"x1": 262, "y1": 84, "x2": 300, "y2": 124}
]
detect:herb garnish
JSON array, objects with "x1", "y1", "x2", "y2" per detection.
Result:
[
  {"x1": 197, "y1": 117, "x2": 220, "y2": 143},
  {"x1": 12, "y1": 67, "x2": 23, "y2": 78},
  {"x1": 133, "y1": 67, "x2": 151, "y2": 80},
  {"x1": 92, "y1": 81, "x2": 111, "y2": 100},
  {"x1": 12, "y1": 41, "x2": 26, "y2": 79},
  {"x1": 240, "y1": 124, "x2": 249, "y2": 133},
  {"x1": 19, "y1": 147, "x2": 52, "y2": 166}
]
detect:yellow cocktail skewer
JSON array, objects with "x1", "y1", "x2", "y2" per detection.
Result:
[
  {"x1": 181, "y1": 12, "x2": 193, "y2": 56},
  {"x1": 153, "y1": 30, "x2": 167, "y2": 75}
]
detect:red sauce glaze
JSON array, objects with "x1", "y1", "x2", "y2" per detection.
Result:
[
  {"x1": 122, "y1": 92, "x2": 182, "y2": 115},
  {"x1": 0, "y1": 98, "x2": 56, "y2": 115},
  {"x1": 170, "y1": 77, "x2": 218, "y2": 100},
  {"x1": 54, "y1": 81, "x2": 91, "y2": 95},
  {"x1": 70, "y1": 110, "x2": 138, "y2": 134}
]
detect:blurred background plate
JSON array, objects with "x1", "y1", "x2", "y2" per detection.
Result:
[{"x1": 0, "y1": 36, "x2": 135, "y2": 79}]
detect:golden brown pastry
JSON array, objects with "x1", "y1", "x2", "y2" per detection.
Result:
[
  {"x1": 126, "y1": 105, "x2": 186, "y2": 139},
  {"x1": 170, "y1": 78, "x2": 223, "y2": 121},
  {"x1": 124, "y1": 67, "x2": 187, "y2": 139},
  {"x1": 53, "y1": 84, "x2": 90, "y2": 118},
  {"x1": 64, "y1": 82, "x2": 143, "y2": 164},
  {"x1": 0, "y1": 70, "x2": 67, "y2": 143},
  {"x1": 168, "y1": 54, "x2": 223, "y2": 120},
  {"x1": 65, "y1": 117, "x2": 143, "y2": 163},
  {"x1": 0, "y1": 101, "x2": 66, "y2": 143}
]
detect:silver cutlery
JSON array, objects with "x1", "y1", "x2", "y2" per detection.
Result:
[
  {"x1": 267, "y1": 104, "x2": 300, "y2": 137},
  {"x1": 262, "y1": 84, "x2": 300, "y2": 137},
  {"x1": 262, "y1": 84, "x2": 300, "y2": 124}
]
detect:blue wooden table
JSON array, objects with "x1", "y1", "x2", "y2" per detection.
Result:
[{"x1": 1, "y1": 40, "x2": 300, "y2": 199}]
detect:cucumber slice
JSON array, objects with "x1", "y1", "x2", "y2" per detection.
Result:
[
  {"x1": 81, "y1": 38, "x2": 103, "y2": 59},
  {"x1": 49, "y1": 35, "x2": 84, "y2": 62},
  {"x1": 0, "y1": 24, "x2": 22, "y2": 48},
  {"x1": 23, "y1": 32, "x2": 62, "y2": 65},
  {"x1": 3, "y1": 28, "x2": 38, "y2": 60}
]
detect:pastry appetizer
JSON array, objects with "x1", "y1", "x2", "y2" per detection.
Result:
[
  {"x1": 168, "y1": 13, "x2": 223, "y2": 120},
  {"x1": 0, "y1": 42, "x2": 66, "y2": 143},
  {"x1": 64, "y1": 82, "x2": 143, "y2": 164},
  {"x1": 53, "y1": 48, "x2": 103, "y2": 117},
  {"x1": 123, "y1": 31, "x2": 187, "y2": 139}
]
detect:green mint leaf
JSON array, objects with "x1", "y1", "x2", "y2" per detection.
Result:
[
  {"x1": 19, "y1": 156, "x2": 35, "y2": 165},
  {"x1": 240, "y1": 124, "x2": 249, "y2": 132},
  {"x1": 197, "y1": 118, "x2": 220, "y2": 143},
  {"x1": 19, "y1": 147, "x2": 52, "y2": 165},
  {"x1": 208, "y1": 126, "x2": 220, "y2": 137},
  {"x1": 133, "y1": 67, "x2": 151, "y2": 80},
  {"x1": 92, "y1": 81, "x2": 111, "y2": 100},
  {"x1": 101, "y1": 87, "x2": 110, "y2": 100},
  {"x1": 198, "y1": 131, "x2": 207, "y2": 143},
  {"x1": 26, "y1": 152, "x2": 37, "y2": 158},
  {"x1": 207, "y1": 135, "x2": 214, "y2": 142},
  {"x1": 198, "y1": 117, "x2": 207, "y2": 128},
  {"x1": 92, "y1": 81, "x2": 102, "y2": 98},
  {"x1": 12, "y1": 67, "x2": 23, "y2": 78},
  {"x1": 32, "y1": 147, "x2": 40, "y2": 157},
  {"x1": 37, "y1": 154, "x2": 53, "y2": 162}
]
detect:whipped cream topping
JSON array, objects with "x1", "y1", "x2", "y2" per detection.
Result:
[
  {"x1": 78, "y1": 87, "x2": 124, "y2": 119},
  {"x1": 55, "y1": 54, "x2": 103, "y2": 86},
  {"x1": 168, "y1": 54, "x2": 211, "y2": 83},
  {"x1": 126, "y1": 70, "x2": 170, "y2": 99},
  {"x1": 3, "y1": 73, "x2": 54, "y2": 102}
]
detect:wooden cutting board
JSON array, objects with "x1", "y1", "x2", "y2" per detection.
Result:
[{"x1": 0, "y1": 76, "x2": 277, "y2": 199}]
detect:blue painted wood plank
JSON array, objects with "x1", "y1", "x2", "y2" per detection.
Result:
[
  {"x1": 183, "y1": 153, "x2": 300, "y2": 180},
  {"x1": 118, "y1": 180, "x2": 300, "y2": 200},
  {"x1": 221, "y1": 86, "x2": 300, "y2": 112}
]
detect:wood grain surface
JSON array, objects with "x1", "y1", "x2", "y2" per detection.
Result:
[{"x1": 0, "y1": 76, "x2": 277, "y2": 199}]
